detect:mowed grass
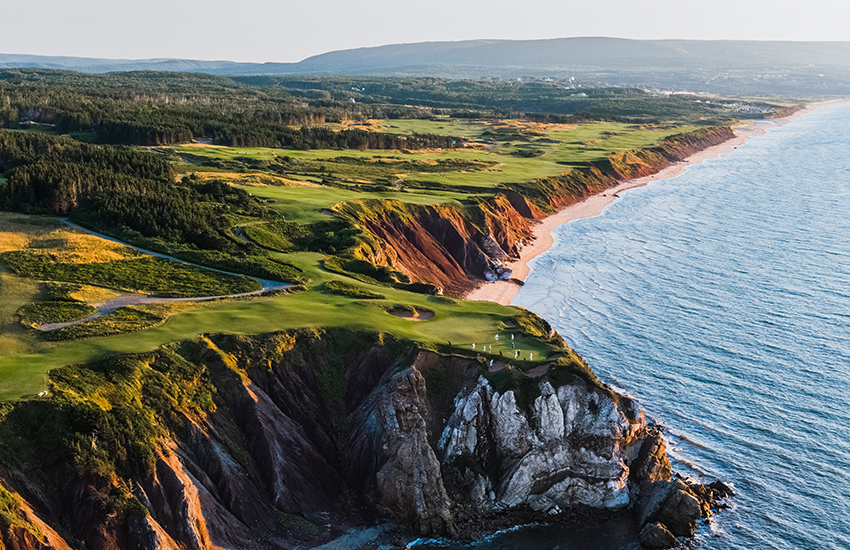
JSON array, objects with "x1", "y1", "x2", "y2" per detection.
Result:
[
  {"x1": 233, "y1": 183, "x2": 466, "y2": 224},
  {"x1": 6, "y1": 123, "x2": 60, "y2": 135},
  {"x1": 0, "y1": 269, "x2": 41, "y2": 356},
  {"x1": 0, "y1": 250, "x2": 556, "y2": 400},
  {"x1": 377, "y1": 118, "x2": 495, "y2": 138},
  {"x1": 171, "y1": 120, "x2": 698, "y2": 196},
  {"x1": 0, "y1": 120, "x2": 707, "y2": 400}
]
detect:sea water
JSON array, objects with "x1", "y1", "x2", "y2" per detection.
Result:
[{"x1": 504, "y1": 102, "x2": 850, "y2": 549}]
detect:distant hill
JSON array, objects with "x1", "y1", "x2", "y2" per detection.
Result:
[{"x1": 3, "y1": 38, "x2": 850, "y2": 95}]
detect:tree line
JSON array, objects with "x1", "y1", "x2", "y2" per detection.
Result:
[{"x1": 0, "y1": 70, "x2": 458, "y2": 149}]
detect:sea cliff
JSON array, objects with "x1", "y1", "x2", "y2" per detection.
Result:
[
  {"x1": 0, "y1": 329, "x2": 728, "y2": 549},
  {"x1": 336, "y1": 127, "x2": 735, "y2": 296}
]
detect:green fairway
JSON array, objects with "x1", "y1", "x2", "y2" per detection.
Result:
[
  {"x1": 0, "y1": 269, "x2": 41, "y2": 356},
  {"x1": 0, "y1": 118, "x2": 708, "y2": 401},
  {"x1": 0, "y1": 249, "x2": 556, "y2": 401},
  {"x1": 171, "y1": 121, "x2": 698, "y2": 196},
  {"x1": 6, "y1": 123, "x2": 60, "y2": 135},
  {"x1": 233, "y1": 183, "x2": 466, "y2": 224},
  {"x1": 377, "y1": 118, "x2": 494, "y2": 138}
]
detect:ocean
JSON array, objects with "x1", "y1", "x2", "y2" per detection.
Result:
[{"x1": 503, "y1": 102, "x2": 850, "y2": 549}]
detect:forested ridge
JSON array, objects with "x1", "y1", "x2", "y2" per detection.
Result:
[
  {"x1": 0, "y1": 69, "x2": 785, "y2": 150},
  {"x1": 239, "y1": 76, "x2": 773, "y2": 123},
  {"x1": 0, "y1": 70, "x2": 459, "y2": 148}
]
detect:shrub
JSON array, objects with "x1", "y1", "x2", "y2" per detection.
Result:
[
  {"x1": 0, "y1": 250, "x2": 260, "y2": 297},
  {"x1": 46, "y1": 306, "x2": 164, "y2": 341},
  {"x1": 323, "y1": 280, "x2": 385, "y2": 299},
  {"x1": 17, "y1": 301, "x2": 96, "y2": 326}
]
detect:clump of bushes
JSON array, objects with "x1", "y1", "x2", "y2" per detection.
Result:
[
  {"x1": 323, "y1": 280, "x2": 385, "y2": 299},
  {"x1": 46, "y1": 306, "x2": 164, "y2": 341},
  {"x1": 0, "y1": 250, "x2": 261, "y2": 297},
  {"x1": 44, "y1": 281, "x2": 83, "y2": 302},
  {"x1": 17, "y1": 301, "x2": 95, "y2": 327},
  {"x1": 511, "y1": 149, "x2": 546, "y2": 158},
  {"x1": 510, "y1": 309, "x2": 554, "y2": 339}
]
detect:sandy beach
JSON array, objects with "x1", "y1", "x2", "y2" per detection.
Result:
[{"x1": 465, "y1": 101, "x2": 842, "y2": 306}]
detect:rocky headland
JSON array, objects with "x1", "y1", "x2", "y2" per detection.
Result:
[{"x1": 0, "y1": 328, "x2": 731, "y2": 549}]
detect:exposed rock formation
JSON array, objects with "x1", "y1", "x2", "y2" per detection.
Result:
[
  {"x1": 438, "y1": 377, "x2": 643, "y2": 513},
  {"x1": 631, "y1": 433, "x2": 735, "y2": 548},
  {"x1": 0, "y1": 330, "x2": 731, "y2": 549},
  {"x1": 639, "y1": 522, "x2": 679, "y2": 549},
  {"x1": 336, "y1": 195, "x2": 534, "y2": 296}
]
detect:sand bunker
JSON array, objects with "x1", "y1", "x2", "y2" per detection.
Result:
[{"x1": 386, "y1": 306, "x2": 434, "y2": 321}]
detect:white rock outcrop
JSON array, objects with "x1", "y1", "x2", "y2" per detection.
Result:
[{"x1": 438, "y1": 377, "x2": 645, "y2": 513}]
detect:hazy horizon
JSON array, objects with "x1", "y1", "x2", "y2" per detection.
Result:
[
  {"x1": 5, "y1": 36, "x2": 850, "y2": 66},
  {"x1": 3, "y1": 0, "x2": 849, "y2": 63}
]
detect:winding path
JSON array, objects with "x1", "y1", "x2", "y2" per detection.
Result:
[{"x1": 38, "y1": 220, "x2": 290, "y2": 331}]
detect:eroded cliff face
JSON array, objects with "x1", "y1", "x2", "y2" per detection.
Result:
[
  {"x1": 0, "y1": 330, "x2": 724, "y2": 549},
  {"x1": 438, "y1": 378, "x2": 643, "y2": 513},
  {"x1": 336, "y1": 127, "x2": 735, "y2": 296},
  {"x1": 336, "y1": 193, "x2": 538, "y2": 296}
]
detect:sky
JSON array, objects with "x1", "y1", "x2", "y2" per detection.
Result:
[{"x1": 2, "y1": 0, "x2": 848, "y2": 63}]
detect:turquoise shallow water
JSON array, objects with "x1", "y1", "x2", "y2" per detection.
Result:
[{"x1": 509, "y1": 103, "x2": 850, "y2": 550}]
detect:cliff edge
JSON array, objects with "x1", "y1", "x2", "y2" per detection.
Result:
[{"x1": 0, "y1": 329, "x2": 729, "y2": 549}]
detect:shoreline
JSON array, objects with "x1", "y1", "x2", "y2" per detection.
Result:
[{"x1": 465, "y1": 101, "x2": 843, "y2": 306}]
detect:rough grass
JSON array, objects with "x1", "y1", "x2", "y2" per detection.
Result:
[
  {"x1": 0, "y1": 250, "x2": 260, "y2": 298},
  {"x1": 0, "y1": 214, "x2": 142, "y2": 262},
  {"x1": 43, "y1": 281, "x2": 84, "y2": 302},
  {"x1": 322, "y1": 256, "x2": 404, "y2": 286},
  {"x1": 17, "y1": 302, "x2": 96, "y2": 327},
  {"x1": 243, "y1": 224, "x2": 294, "y2": 251},
  {"x1": 66, "y1": 285, "x2": 126, "y2": 304},
  {"x1": 29, "y1": 230, "x2": 141, "y2": 263},
  {"x1": 323, "y1": 280, "x2": 386, "y2": 299},
  {"x1": 0, "y1": 232, "x2": 28, "y2": 253},
  {"x1": 0, "y1": 484, "x2": 40, "y2": 536},
  {"x1": 0, "y1": 213, "x2": 66, "y2": 252},
  {"x1": 46, "y1": 306, "x2": 166, "y2": 341},
  {"x1": 510, "y1": 309, "x2": 556, "y2": 340}
]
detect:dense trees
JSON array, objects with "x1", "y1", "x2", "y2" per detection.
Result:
[
  {"x1": 0, "y1": 130, "x2": 309, "y2": 283},
  {"x1": 0, "y1": 132, "x2": 264, "y2": 251},
  {"x1": 240, "y1": 76, "x2": 746, "y2": 123},
  {"x1": 0, "y1": 131, "x2": 173, "y2": 213},
  {"x1": 0, "y1": 70, "x2": 456, "y2": 149}
]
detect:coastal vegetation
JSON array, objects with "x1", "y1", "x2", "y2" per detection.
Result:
[
  {"x1": 322, "y1": 280, "x2": 386, "y2": 299},
  {"x1": 0, "y1": 250, "x2": 260, "y2": 297},
  {"x1": 0, "y1": 65, "x2": 790, "y2": 549},
  {"x1": 0, "y1": 69, "x2": 793, "y2": 403},
  {"x1": 16, "y1": 301, "x2": 95, "y2": 327},
  {"x1": 44, "y1": 305, "x2": 171, "y2": 341}
]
